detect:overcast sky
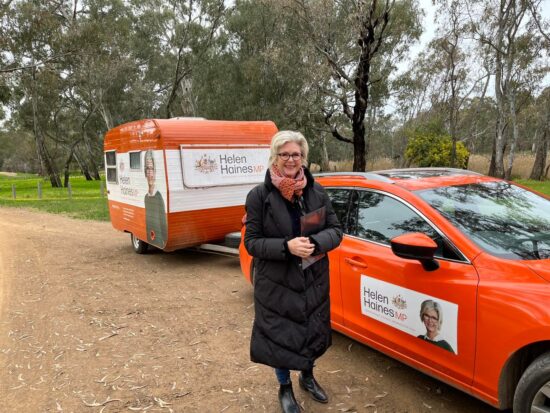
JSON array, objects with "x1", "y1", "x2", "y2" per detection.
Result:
[{"x1": 414, "y1": 0, "x2": 550, "y2": 58}]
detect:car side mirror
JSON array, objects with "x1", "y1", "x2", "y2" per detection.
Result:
[{"x1": 390, "y1": 233, "x2": 440, "y2": 272}]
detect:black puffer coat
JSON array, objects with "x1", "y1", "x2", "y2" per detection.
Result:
[{"x1": 244, "y1": 168, "x2": 342, "y2": 371}]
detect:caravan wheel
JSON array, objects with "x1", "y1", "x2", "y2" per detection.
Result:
[
  {"x1": 224, "y1": 232, "x2": 241, "y2": 249},
  {"x1": 131, "y1": 233, "x2": 149, "y2": 254}
]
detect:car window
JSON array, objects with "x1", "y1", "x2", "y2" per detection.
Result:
[
  {"x1": 418, "y1": 181, "x2": 550, "y2": 260},
  {"x1": 325, "y1": 188, "x2": 353, "y2": 235},
  {"x1": 352, "y1": 190, "x2": 463, "y2": 261}
]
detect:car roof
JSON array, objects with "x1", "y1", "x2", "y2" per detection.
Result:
[{"x1": 315, "y1": 167, "x2": 501, "y2": 191}]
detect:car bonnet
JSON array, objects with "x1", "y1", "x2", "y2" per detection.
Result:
[{"x1": 524, "y1": 260, "x2": 550, "y2": 283}]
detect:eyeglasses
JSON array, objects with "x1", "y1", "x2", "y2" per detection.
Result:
[
  {"x1": 423, "y1": 314, "x2": 439, "y2": 322},
  {"x1": 277, "y1": 152, "x2": 303, "y2": 161}
]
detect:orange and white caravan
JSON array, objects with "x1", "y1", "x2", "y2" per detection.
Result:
[{"x1": 104, "y1": 118, "x2": 277, "y2": 253}]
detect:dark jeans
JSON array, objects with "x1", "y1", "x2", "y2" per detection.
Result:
[{"x1": 275, "y1": 368, "x2": 313, "y2": 385}]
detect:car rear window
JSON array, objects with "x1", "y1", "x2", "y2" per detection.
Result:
[{"x1": 417, "y1": 181, "x2": 550, "y2": 260}]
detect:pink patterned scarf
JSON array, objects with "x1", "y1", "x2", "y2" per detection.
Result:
[{"x1": 269, "y1": 165, "x2": 307, "y2": 202}]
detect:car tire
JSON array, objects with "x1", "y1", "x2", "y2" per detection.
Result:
[
  {"x1": 513, "y1": 351, "x2": 550, "y2": 413},
  {"x1": 131, "y1": 233, "x2": 149, "y2": 254},
  {"x1": 224, "y1": 232, "x2": 241, "y2": 249}
]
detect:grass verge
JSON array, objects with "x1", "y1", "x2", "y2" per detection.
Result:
[
  {"x1": 1, "y1": 173, "x2": 549, "y2": 222},
  {"x1": 0, "y1": 173, "x2": 109, "y2": 221},
  {"x1": 514, "y1": 179, "x2": 550, "y2": 196}
]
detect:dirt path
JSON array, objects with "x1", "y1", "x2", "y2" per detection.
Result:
[{"x1": 0, "y1": 208, "x2": 499, "y2": 413}]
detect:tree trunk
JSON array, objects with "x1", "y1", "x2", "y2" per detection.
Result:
[
  {"x1": 467, "y1": 69, "x2": 490, "y2": 154},
  {"x1": 365, "y1": 106, "x2": 375, "y2": 170},
  {"x1": 309, "y1": 0, "x2": 390, "y2": 173},
  {"x1": 450, "y1": 104, "x2": 457, "y2": 168},
  {"x1": 530, "y1": 98, "x2": 550, "y2": 180},
  {"x1": 529, "y1": 128, "x2": 548, "y2": 180},
  {"x1": 488, "y1": 137, "x2": 497, "y2": 176},
  {"x1": 63, "y1": 151, "x2": 73, "y2": 188},
  {"x1": 166, "y1": 41, "x2": 192, "y2": 119},
  {"x1": 492, "y1": 78, "x2": 507, "y2": 177},
  {"x1": 489, "y1": 0, "x2": 508, "y2": 178},
  {"x1": 352, "y1": 114, "x2": 367, "y2": 172},
  {"x1": 448, "y1": 39, "x2": 458, "y2": 168},
  {"x1": 319, "y1": 133, "x2": 330, "y2": 172},
  {"x1": 504, "y1": 90, "x2": 519, "y2": 180},
  {"x1": 82, "y1": 130, "x2": 100, "y2": 180},
  {"x1": 31, "y1": 67, "x2": 61, "y2": 187},
  {"x1": 98, "y1": 94, "x2": 114, "y2": 130},
  {"x1": 74, "y1": 150, "x2": 93, "y2": 181}
]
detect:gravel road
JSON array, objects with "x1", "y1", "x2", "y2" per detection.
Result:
[{"x1": 0, "y1": 208, "x2": 499, "y2": 413}]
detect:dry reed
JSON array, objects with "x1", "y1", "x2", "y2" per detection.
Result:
[{"x1": 311, "y1": 152, "x2": 543, "y2": 179}]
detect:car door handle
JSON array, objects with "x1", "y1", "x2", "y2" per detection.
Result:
[{"x1": 345, "y1": 257, "x2": 368, "y2": 268}]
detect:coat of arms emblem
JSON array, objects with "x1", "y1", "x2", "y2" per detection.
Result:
[
  {"x1": 392, "y1": 294, "x2": 407, "y2": 310},
  {"x1": 195, "y1": 154, "x2": 217, "y2": 173}
]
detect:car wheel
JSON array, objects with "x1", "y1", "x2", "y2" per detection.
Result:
[
  {"x1": 513, "y1": 351, "x2": 550, "y2": 413},
  {"x1": 224, "y1": 232, "x2": 241, "y2": 249},
  {"x1": 131, "y1": 233, "x2": 149, "y2": 254}
]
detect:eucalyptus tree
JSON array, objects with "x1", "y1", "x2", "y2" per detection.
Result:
[
  {"x1": 66, "y1": 0, "x2": 160, "y2": 130},
  {"x1": 467, "y1": 0, "x2": 547, "y2": 178},
  {"x1": 527, "y1": 0, "x2": 550, "y2": 45},
  {"x1": 529, "y1": 88, "x2": 550, "y2": 180},
  {"x1": 430, "y1": 0, "x2": 473, "y2": 167},
  {"x1": 2, "y1": 0, "x2": 76, "y2": 186},
  {"x1": 287, "y1": 0, "x2": 422, "y2": 171},
  {"x1": 456, "y1": 95, "x2": 496, "y2": 153},
  {"x1": 37, "y1": 0, "x2": 153, "y2": 181},
  {"x1": 503, "y1": 34, "x2": 546, "y2": 179},
  {"x1": 0, "y1": 1, "x2": 12, "y2": 115},
  {"x1": 3, "y1": 0, "x2": 160, "y2": 183},
  {"x1": 193, "y1": 1, "x2": 325, "y2": 131},
  {"x1": 393, "y1": 58, "x2": 434, "y2": 126},
  {"x1": 133, "y1": 0, "x2": 226, "y2": 119},
  {"x1": 194, "y1": 0, "x2": 299, "y2": 122}
]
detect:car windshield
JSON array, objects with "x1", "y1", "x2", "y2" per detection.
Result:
[{"x1": 417, "y1": 181, "x2": 550, "y2": 260}]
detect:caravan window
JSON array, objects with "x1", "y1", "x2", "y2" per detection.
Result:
[
  {"x1": 105, "y1": 151, "x2": 117, "y2": 184},
  {"x1": 106, "y1": 151, "x2": 116, "y2": 166},
  {"x1": 129, "y1": 151, "x2": 141, "y2": 170}
]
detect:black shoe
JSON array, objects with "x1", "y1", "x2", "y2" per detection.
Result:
[
  {"x1": 299, "y1": 373, "x2": 328, "y2": 403},
  {"x1": 279, "y1": 382, "x2": 300, "y2": 413}
]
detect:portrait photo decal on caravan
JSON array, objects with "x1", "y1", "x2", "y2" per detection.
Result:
[{"x1": 143, "y1": 149, "x2": 167, "y2": 249}]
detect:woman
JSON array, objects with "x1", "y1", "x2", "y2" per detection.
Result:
[
  {"x1": 144, "y1": 150, "x2": 167, "y2": 249},
  {"x1": 417, "y1": 299, "x2": 455, "y2": 353},
  {"x1": 244, "y1": 131, "x2": 342, "y2": 413}
]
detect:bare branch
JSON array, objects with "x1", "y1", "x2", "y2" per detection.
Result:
[
  {"x1": 527, "y1": 0, "x2": 550, "y2": 44},
  {"x1": 322, "y1": 109, "x2": 353, "y2": 144},
  {"x1": 314, "y1": 45, "x2": 353, "y2": 85}
]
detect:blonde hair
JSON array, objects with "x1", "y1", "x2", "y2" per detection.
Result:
[
  {"x1": 419, "y1": 299, "x2": 443, "y2": 330},
  {"x1": 144, "y1": 150, "x2": 155, "y2": 177},
  {"x1": 268, "y1": 131, "x2": 309, "y2": 166}
]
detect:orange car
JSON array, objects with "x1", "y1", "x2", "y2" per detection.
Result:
[{"x1": 239, "y1": 168, "x2": 550, "y2": 413}]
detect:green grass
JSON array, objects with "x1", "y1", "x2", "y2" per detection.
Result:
[
  {"x1": 0, "y1": 173, "x2": 109, "y2": 221},
  {"x1": 514, "y1": 179, "x2": 550, "y2": 196},
  {"x1": 1, "y1": 173, "x2": 549, "y2": 222}
]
